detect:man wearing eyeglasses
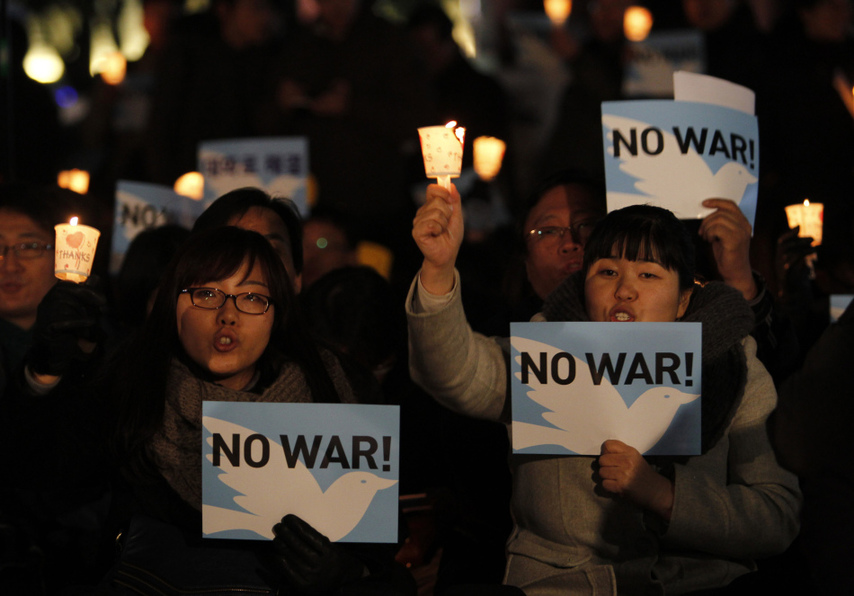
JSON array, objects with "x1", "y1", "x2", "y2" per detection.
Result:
[
  {"x1": 0, "y1": 184, "x2": 104, "y2": 398},
  {"x1": 0, "y1": 187, "x2": 62, "y2": 393}
]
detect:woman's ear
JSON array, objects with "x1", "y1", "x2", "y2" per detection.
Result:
[{"x1": 676, "y1": 287, "x2": 693, "y2": 319}]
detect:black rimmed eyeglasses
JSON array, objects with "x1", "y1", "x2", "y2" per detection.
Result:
[
  {"x1": 0, "y1": 242, "x2": 54, "y2": 260},
  {"x1": 180, "y1": 287, "x2": 273, "y2": 315}
]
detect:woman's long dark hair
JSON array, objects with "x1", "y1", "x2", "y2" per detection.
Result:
[{"x1": 106, "y1": 227, "x2": 339, "y2": 475}]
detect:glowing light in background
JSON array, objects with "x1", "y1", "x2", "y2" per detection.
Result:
[
  {"x1": 544, "y1": 0, "x2": 572, "y2": 26},
  {"x1": 54, "y1": 86, "x2": 80, "y2": 109},
  {"x1": 444, "y1": 0, "x2": 477, "y2": 58},
  {"x1": 624, "y1": 6, "x2": 654, "y2": 42},
  {"x1": 44, "y1": 5, "x2": 80, "y2": 58},
  {"x1": 100, "y1": 51, "x2": 128, "y2": 85},
  {"x1": 90, "y1": 18, "x2": 120, "y2": 77},
  {"x1": 174, "y1": 172, "x2": 205, "y2": 200},
  {"x1": 57, "y1": 169, "x2": 90, "y2": 194},
  {"x1": 118, "y1": 0, "x2": 150, "y2": 61},
  {"x1": 23, "y1": 16, "x2": 65, "y2": 84}
]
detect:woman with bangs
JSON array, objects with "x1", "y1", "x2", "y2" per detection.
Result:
[
  {"x1": 409, "y1": 203, "x2": 801, "y2": 594},
  {"x1": 7, "y1": 226, "x2": 412, "y2": 595}
]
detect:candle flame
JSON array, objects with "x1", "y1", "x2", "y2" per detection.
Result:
[
  {"x1": 804, "y1": 199, "x2": 810, "y2": 207},
  {"x1": 70, "y1": 217, "x2": 79, "y2": 226},
  {"x1": 445, "y1": 121, "x2": 457, "y2": 128},
  {"x1": 454, "y1": 126, "x2": 466, "y2": 145}
]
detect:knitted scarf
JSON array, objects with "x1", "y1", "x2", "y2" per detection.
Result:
[
  {"x1": 542, "y1": 273, "x2": 755, "y2": 453},
  {"x1": 150, "y1": 353, "x2": 356, "y2": 510}
]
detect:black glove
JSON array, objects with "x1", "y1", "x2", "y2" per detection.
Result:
[
  {"x1": 267, "y1": 514, "x2": 366, "y2": 594},
  {"x1": 28, "y1": 279, "x2": 106, "y2": 377}
]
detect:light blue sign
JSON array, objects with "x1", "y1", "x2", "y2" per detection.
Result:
[
  {"x1": 111, "y1": 180, "x2": 207, "y2": 274},
  {"x1": 602, "y1": 99, "x2": 759, "y2": 226},
  {"x1": 622, "y1": 30, "x2": 705, "y2": 98},
  {"x1": 830, "y1": 295, "x2": 854, "y2": 323},
  {"x1": 510, "y1": 322, "x2": 702, "y2": 456},
  {"x1": 199, "y1": 137, "x2": 309, "y2": 215},
  {"x1": 202, "y1": 402, "x2": 399, "y2": 543}
]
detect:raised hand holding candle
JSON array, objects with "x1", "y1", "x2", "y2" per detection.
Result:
[
  {"x1": 473, "y1": 136, "x2": 506, "y2": 182},
  {"x1": 55, "y1": 217, "x2": 101, "y2": 283},
  {"x1": 785, "y1": 200, "x2": 823, "y2": 246},
  {"x1": 418, "y1": 121, "x2": 466, "y2": 191}
]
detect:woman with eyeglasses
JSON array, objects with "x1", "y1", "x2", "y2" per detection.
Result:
[{"x1": 5, "y1": 226, "x2": 412, "y2": 595}]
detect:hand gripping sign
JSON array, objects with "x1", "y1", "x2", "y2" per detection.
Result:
[
  {"x1": 202, "y1": 402, "x2": 399, "y2": 543},
  {"x1": 511, "y1": 322, "x2": 702, "y2": 456}
]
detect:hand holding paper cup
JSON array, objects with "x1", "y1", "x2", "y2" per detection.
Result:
[
  {"x1": 418, "y1": 122, "x2": 466, "y2": 191},
  {"x1": 55, "y1": 217, "x2": 101, "y2": 283}
]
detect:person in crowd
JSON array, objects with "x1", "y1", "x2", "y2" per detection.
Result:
[
  {"x1": 680, "y1": 0, "x2": 768, "y2": 91},
  {"x1": 407, "y1": 194, "x2": 801, "y2": 593},
  {"x1": 258, "y1": 0, "x2": 435, "y2": 252},
  {"x1": 538, "y1": 0, "x2": 631, "y2": 184},
  {"x1": 406, "y1": 3, "x2": 511, "y2": 168},
  {"x1": 0, "y1": 184, "x2": 104, "y2": 592},
  {"x1": 146, "y1": 0, "x2": 287, "y2": 186},
  {"x1": 301, "y1": 208, "x2": 358, "y2": 290},
  {"x1": 110, "y1": 223, "x2": 191, "y2": 339},
  {"x1": 5, "y1": 227, "x2": 413, "y2": 594},
  {"x1": 754, "y1": 0, "x2": 854, "y2": 291},
  {"x1": 0, "y1": 183, "x2": 102, "y2": 397},
  {"x1": 771, "y1": 296, "x2": 854, "y2": 595},
  {"x1": 0, "y1": 18, "x2": 65, "y2": 184},
  {"x1": 193, "y1": 187, "x2": 305, "y2": 293}
]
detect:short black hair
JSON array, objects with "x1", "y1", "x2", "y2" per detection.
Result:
[
  {"x1": 192, "y1": 187, "x2": 304, "y2": 274},
  {"x1": 0, "y1": 182, "x2": 86, "y2": 235},
  {"x1": 523, "y1": 169, "x2": 607, "y2": 220},
  {"x1": 582, "y1": 204, "x2": 696, "y2": 291}
]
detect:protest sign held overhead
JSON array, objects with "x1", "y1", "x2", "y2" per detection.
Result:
[
  {"x1": 510, "y1": 322, "x2": 702, "y2": 456},
  {"x1": 602, "y1": 74, "x2": 759, "y2": 225},
  {"x1": 111, "y1": 180, "x2": 206, "y2": 274},
  {"x1": 199, "y1": 137, "x2": 310, "y2": 215}
]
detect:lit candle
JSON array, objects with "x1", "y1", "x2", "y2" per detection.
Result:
[
  {"x1": 473, "y1": 136, "x2": 506, "y2": 182},
  {"x1": 418, "y1": 121, "x2": 466, "y2": 191},
  {"x1": 544, "y1": 0, "x2": 572, "y2": 27},
  {"x1": 624, "y1": 6, "x2": 654, "y2": 42},
  {"x1": 57, "y1": 169, "x2": 90, "y2": 194},
  {"x1": 54, "y1": 217, "x2": 101, "y2": 283},
  {"x1": 785, "y1": 199, "x2": 823, "y2": 247}
]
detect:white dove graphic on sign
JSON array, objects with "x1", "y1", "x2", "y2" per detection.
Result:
[
  {"x1": 202, "y1": 417, "x2": 397, "y2": 541},
  {"x1": 512, "y1": 337, "x2": 700, "y2": 455},
  {"x1": 603, "y1": 113, "x2": 757, "y2": 220}
]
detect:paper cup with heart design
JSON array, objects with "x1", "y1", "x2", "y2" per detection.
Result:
[
  {"x1": 55, "y1": 220, "x2": 101, "y2": 283},
  {"x1": 418, "y1": 123, "x2": 466, "y2": 190}
]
